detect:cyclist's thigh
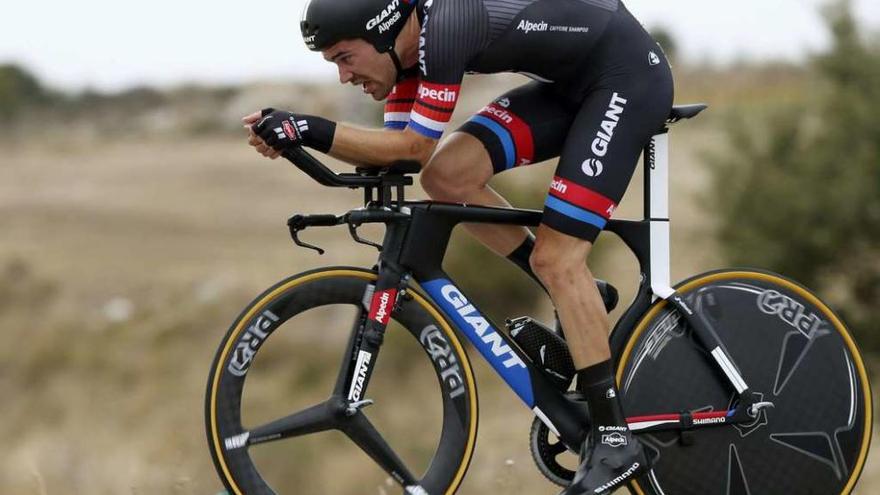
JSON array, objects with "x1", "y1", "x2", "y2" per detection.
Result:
[
  {"x1": 456, "y1": 81, "x2": 577, "y2": 175},
  {"x1": 542, "y1": 51, "x2": 674, "y2": 242},
  {"x1": 424, "y1": 131, "x2": 497, "y2": 190}
]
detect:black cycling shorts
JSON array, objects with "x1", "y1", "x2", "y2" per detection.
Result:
[{"x1": 457, "y1": 6, "x2": 674, "y2": 242}]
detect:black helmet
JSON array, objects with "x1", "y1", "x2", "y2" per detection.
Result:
[{"x1": 300, "y1": 0, "x2": 418, "y2": 53}]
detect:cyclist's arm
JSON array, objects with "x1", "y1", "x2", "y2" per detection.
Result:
[
  {"x1": 331, "y1": 1, "x2": 481, "y2": 168},
  {"x1": 327, "y1": 73, "x2": 442, "y2": 167},
  {"x1": 328, "y1": 124, "x2": 438, "y2": 166}
]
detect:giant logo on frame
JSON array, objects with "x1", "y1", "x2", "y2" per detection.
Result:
[{"x1": 440, "y1": 285, "x2": 526, "y2": 369}]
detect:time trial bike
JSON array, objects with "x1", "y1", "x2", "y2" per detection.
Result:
[{"x1": 205, "y1": 104, "x2": 872, "y2": 494}]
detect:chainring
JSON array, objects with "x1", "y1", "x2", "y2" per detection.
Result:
[{"x1": 529, "y1": 392, "x2": 586, "y2": 487}]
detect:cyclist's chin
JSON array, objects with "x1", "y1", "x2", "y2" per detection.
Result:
[{"x1": 367, "y1": 83, "x2": 393, "y2": 101}]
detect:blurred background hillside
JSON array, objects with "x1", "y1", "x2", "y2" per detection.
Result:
[{"x1": 1, "y1": 0, "x2": 878, "y2": 494}]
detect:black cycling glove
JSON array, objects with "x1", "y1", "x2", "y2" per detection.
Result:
[{"x1": 252, "y1": 108, "x2": 337, "y2": 154}]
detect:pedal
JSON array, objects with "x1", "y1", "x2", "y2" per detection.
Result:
[{"x1": 507, "y1": 317, "x2": 575, "y2": 390}]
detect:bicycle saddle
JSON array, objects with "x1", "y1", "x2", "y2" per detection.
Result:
[{"x1": 668, "y1": 104, "x2": 708, "y2": 123}]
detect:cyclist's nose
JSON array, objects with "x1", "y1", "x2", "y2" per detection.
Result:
[{"x1": 338, "y1": 67, "x2": 354, "y2": 84}]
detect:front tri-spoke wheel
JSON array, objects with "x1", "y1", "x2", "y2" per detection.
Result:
[{"x1": 205, "y1": 268, "x2": 477, "y2": 495}]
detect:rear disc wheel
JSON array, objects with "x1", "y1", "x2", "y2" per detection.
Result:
[{"x1": 618, "y1": 269, "x2": 872, "y2": 495}]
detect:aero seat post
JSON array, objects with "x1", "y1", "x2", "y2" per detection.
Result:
[
  {"x1": 644, "y1": 128, "x2": 674, "y2": 301},
  {"x1": 644, "y1": 119, "x2": 754, "y2": 398}
]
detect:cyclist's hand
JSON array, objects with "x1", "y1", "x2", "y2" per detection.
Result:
[
  {"x1": 243, "y1": 110, "x2": 281, "y2": 159},
  {"x1": 250, "y1": 108, "x2": 303, "y2": 154},
  {"x1": 249, "y1": 108, "x2": 337, "y2": 154}
]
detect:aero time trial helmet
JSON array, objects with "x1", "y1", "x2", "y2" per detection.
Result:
[{"x1": 300, "y1": 0, "x2": 418, "y2": 54}]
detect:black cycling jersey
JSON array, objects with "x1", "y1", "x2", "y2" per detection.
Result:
[
  {"x1": 387, "y1": 0, "x2": 619, "y2": 136},
  {"x1": 384, "y1": 0, "x2": 674, "y2": 242}
]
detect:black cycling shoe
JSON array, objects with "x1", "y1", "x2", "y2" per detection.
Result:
[{"x1": 559, "y1": 430, "x2": 650, "y2": 495}]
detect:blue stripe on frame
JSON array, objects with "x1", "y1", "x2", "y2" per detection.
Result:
[
  {"x1": 545, "y1": 196, "x2": 607, "y2": 229},
  {"x1": 470, "y1": 115, "x2": 515, "y2": 170},
  {"x1": 420, "y1": 278, "x2": 535, "y2": 407}
]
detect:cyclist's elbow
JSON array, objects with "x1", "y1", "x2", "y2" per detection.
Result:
[{"x1": 400, "y1": 129, "x2": 437, "y2": 165}]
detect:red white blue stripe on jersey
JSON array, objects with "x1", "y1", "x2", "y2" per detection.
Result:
[
  {"x1": 545, "y1": 176, "x2": 617, "y2": 229},
  {"x1": 468, "y1": 103, "x2": 535, "y2": 170},
  {"x1": 408, "y1": 82, "x2": 460, "y2": 139},
  {"x1": 384, "y1": 78, "x2": 419, "y2": 130}
]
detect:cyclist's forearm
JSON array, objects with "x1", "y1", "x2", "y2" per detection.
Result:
[{"x1": 328, "y1": 124, "x2": 436, "y2": 167}]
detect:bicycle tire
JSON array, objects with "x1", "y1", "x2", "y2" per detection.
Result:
[
  {"x1": 205, "y1": 267, "x2": 478, "y2": 495},
  {"x1": 617, "y1": 269, "x2": 872, "y2": 495}
]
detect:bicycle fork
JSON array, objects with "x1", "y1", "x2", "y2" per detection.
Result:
[
  {"x1": 342, "y1": 267, "x2": 407, "y2": 412},
  {"x1": 322, "y1": 265, "x2": 433, "y2": 490}
]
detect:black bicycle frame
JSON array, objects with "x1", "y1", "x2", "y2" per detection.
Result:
[
  {"x1": 329, "y1": 206, "x2": 675, "y2": 450},
  {"x1": 282, "y1": 121, "x2": 763, "y2": 453},
  {"x1": 380, "y1": 201, "x2": 658, "y2": 448}
]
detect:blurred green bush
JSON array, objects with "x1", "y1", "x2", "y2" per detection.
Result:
[
  {"x1": 0, "y1": 64, "x2": 54, "y2": 119},
  {"x1": 709, "y1": 1, "x2": 880, "y2": 352}
]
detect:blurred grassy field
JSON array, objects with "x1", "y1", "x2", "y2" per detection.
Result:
[{"x1": 1, "y1": 67, "x2": 877, "y2": 494}]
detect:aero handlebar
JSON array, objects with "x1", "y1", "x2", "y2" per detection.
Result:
[{"x1": 282, "y1": 148, "x2": 419, "y2": 188}]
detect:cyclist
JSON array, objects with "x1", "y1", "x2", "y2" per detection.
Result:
[{"x1": 245, "y1": 0, "x2": 673, "y2": 492}]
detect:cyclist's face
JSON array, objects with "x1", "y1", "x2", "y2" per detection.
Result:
[{"x1": 323, "y1": 39, "x2": 395, "y2": 101}]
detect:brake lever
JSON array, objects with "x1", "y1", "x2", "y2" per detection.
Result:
[
  {"x1": 288, "y1": 226, "x2": 325, "y2": 255},
  {"x1": 348, "y1": 223, "x2": 382, "y2": 251},
  {"x1": 287, "y1": 214, "x2": 343, "y2": 255},
  {"x1": 286, "y1": 212, "x2": 386, "y2": 254}
]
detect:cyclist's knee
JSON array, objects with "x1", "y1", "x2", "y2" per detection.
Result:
[
  {"x1": 420, "y1": 159, "x2": 467, "y2": 200},
  {"x1": 530, "y1": 230, "x2": 593, "y2": 289},
  {"x1": 420, "y1": 133, "x2": 492, "y2": 201}
]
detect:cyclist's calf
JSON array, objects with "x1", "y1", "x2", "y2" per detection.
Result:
[
  {"x1": 531, "y1": 228, "x2": 612, "y2": 367},
  {"x1": 529, "y1": 230, "x2": 595, "y2": 292}
]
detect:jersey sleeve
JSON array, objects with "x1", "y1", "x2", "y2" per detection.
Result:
[
  {"x1": 384, "y1": 76, "x2": 419, "y2": 130},
  {"x1": 407, "y1": 0, "x2": 489, "y2": 140},
  {"x1": 408, "y1": 80, "x2": 461, "y2": 139}
]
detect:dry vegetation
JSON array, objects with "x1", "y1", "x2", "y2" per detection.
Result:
[{"x1": 2, "y1": 67, "x2": 877, "y2": 494}]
